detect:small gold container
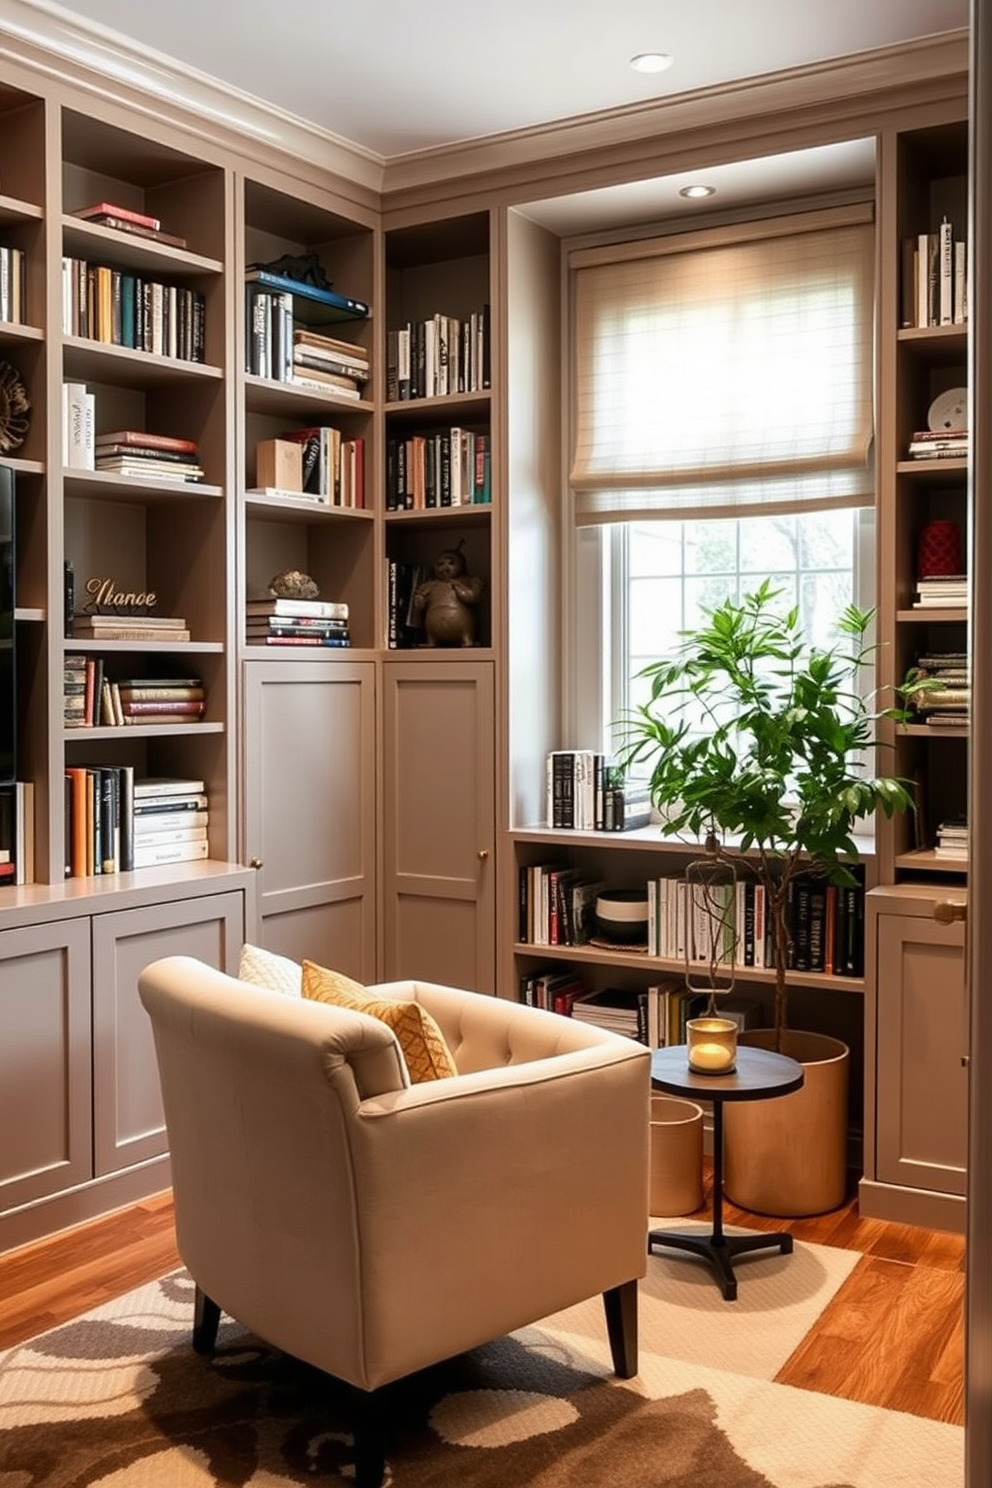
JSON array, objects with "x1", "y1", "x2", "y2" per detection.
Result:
[{"x1": 686, "y1": 1016, "x2": 737, "y2": 1074}]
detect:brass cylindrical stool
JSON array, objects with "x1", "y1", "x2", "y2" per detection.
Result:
[{"x1": 649, "y1": 1093, "x2": 704, "y2": 1217}]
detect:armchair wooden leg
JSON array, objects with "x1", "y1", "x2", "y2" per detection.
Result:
[
  {"x1": 603, "y1": 1279, "x2": 638, "y2": 1379},
  {"x1": 352, "y1": 1385, "x2": 387, "y2": 1488},
  {"x1": 192, "y1": 1286, "x2": 221, "y2": 1354}
]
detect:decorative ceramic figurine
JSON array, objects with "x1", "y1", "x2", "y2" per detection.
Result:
[{"x1": 412, "y1": 541, "x2": 484, "y2": 647}]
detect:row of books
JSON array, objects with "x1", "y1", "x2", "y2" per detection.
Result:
[
  {"x1": 249, "y1": 427, "x2": 365, "y2": 507},
  {"x1": 900, "y1": 218, "x2": 968, "y2": 328},
  {"x1": 245, "y1": 296, "x2": 370, "y2": 398},
  {"x1": 63, "y1": 397, "x2": 205, "y2": 483},
  {"x1": 520, "y1": 972, "x2": 761, "y2": 1049},
  {"x1": 0, "y1": 781, "x2": 35, "y2": 885},
  {"x1": 519, "y1": 860, "x2": 867, "y2": 976},
  {"x1": 245, "y1": 595, "x2": 351, "y2": 649},
  {"x1": 64, "y1": 772, "x2": 208, "y2": 878},
  {"x1": 61, "y1": 256, "x2": 206, "y2": 361},
  {"x1": 385, "y1": 307, "x2": 491, "y2": 401},
  {"x1": 385, "y1": 428, "x2": 491, "y2": 509},
  {"x1": 65, "y1": 658, "x2": 204, "y2": 727},
  {"x1": 0, "y1": 244, "x2": 27, "y2": 325},
  {"x1": 70, "y1": 200, "x2": 188, "y2": 250},
  {"x1": 645, "y1": 869, "x2": 866, "y2": 976},
  {"x1": 546, "y1": 751, "x2": 651, "y2": 832},
  {"x1": 385, "y1": 559, "x2": 430, "y2": 648}
]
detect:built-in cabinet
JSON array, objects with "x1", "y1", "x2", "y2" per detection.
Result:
[
  {"x1": 242, "y1": 659, "x2": 376, "y2": 978},
  {"x1": 865, "y1": 102, "x2": 971, "y2": 1228},
  {"x1": 0, "y1": 867, "x2": 253, "y2": 1252},
  {"x1": 381, "y1": 660, "x2": 496, "y2": 990},
  {"x1": 860, "y1": 883, "x2": 968, "y2": 1231}
]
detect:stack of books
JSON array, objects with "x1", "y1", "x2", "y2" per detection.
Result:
[
  {"x1": 935, "y1": 817, "x2": 968, "y2": 860},
  {"x1": 907, "y1": 428, "x2": 968, "y2": 460},
  {"x1": 115, "y1": 676, "x2": 205, "y2": 725},
  {"x1": 913, "y1": 573, "x2": 968, "y2": 608},
  {"x1": 292, "y1": 329, "x2": 369, "y2": 398},
  {"x1": 905, "y1": 651, "x2": 970, "y2": 726},
  {"x1": 132, "y1": 776, "x2": 209, "y2": 868},
  {"x1": 245, "y1": 595, "x2": 350, "y2": 647},
  {"x1": 571, "y1": 986, "x2": 647, "y2": 1042},
  {"x1": 71, "y1": 613, "x2": 191, "y2": 643},
  {"x1": 71, "y1": 200, "x2": 188, "y2": 250},
  {"x1": 94, "y1": 429, "x2": 204, "y2": 483}
]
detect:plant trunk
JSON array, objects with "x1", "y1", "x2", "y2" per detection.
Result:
[{"x1": 770, "y1": 880, "x2": 790, "y2": 1053}]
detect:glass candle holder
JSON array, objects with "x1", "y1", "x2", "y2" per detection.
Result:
[{"x1": 686, "y1": 1016, "x2": 737, "y2": 1074}]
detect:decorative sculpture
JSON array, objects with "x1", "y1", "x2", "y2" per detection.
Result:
[
  {"x1": 268, "y1": 569, "x2": 320, "y2": 600},
  {"x1": 412, "y1": 541, "x2": 484, "y2": 647}
]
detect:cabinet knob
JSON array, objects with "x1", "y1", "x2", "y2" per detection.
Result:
[
  {"x1": 934, "y1": 900, "x2": 966, "y2": 924},
  {"x1": 249, "y1": 857, "x2": 264, "y2": 870},
  {"x1": 477, "y1": 848, "x2": 490, "y2": 861}
]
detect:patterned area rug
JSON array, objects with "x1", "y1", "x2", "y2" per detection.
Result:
[{"x1": 0, "y1": 1244, "x2": 964, "y2": 1488}]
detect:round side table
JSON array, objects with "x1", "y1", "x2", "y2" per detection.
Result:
[{"x1": 649, "y1": 1043, "x2": 805, "y2": 1301}]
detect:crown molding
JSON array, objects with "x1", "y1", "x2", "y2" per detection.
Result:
[
  {"x1": 0, "y1": 1, "x2": 969, "y2": 208},
  {"x1": 0, "y1": 0, "x2": 386, "y2": 195},
  {"x1": 380, "y1": 30, "x2": 970, "y2": 196}
]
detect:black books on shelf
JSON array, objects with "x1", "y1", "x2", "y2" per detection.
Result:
[
  {"x1": 0, "y1": 781, "x2": 35, "y2": 885},
  {"x1": 544, "y1": 752, "x2": 650, "y2": 832},
  {"x1": 385, "y1": 428, "x2": 491, "y2": 509},
  {"x1": 385, "y1": 306, "x2": 491, "y2": 401},
  {"x1": 518, "y1": 862, "x2": 605, "y2": 947}
]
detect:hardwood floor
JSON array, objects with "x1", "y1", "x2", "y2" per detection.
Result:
[{"x1": 0, "y1": 1178, "x2": 965, "y2": 1426}]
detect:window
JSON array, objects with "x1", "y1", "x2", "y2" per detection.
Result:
[{"x1": 566, "y1": 202, "x2": 876, "y2": 752}]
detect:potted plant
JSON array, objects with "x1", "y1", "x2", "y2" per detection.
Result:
[{"x1": 619, "y1": 580, "x2": 912, "y2": 1216}]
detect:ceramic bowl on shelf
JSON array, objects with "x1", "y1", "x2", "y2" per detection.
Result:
[{"x1": 594, "y1": 889, "x2": 650, "y2": 945}]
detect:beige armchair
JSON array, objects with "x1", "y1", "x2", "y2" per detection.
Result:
[{"x1": 138, "y1": 955, "x2": 650, "y2": 1488}]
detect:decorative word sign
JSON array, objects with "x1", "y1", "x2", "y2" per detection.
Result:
[{"x1": 83, "y1": 576, "x2": 158, "y2": 616}]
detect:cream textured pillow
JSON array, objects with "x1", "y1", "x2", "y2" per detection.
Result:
[
  {"x1": 238, "y1": 943, "x2": 303, "y2": 998},
  {"x1": 301, "y1": 960, "x2": 457, "y2": 1083}
]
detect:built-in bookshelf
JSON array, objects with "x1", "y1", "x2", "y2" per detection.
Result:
[
  {"x1": 239, "y1": 176, "x2": 377, "y2": 654},
  {"x1": 382, "y1": 211, "x2": 494, "y2": 653},
  {"x1": 878, "y1": 113, "x2": 970, "y2": 885}
]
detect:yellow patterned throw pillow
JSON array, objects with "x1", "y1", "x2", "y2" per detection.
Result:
[{"x1": 301, "y1": 961, "x2": 457, "y2": 1084}]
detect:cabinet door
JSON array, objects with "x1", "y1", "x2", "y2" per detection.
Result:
[
  {"x1": 382, "y1": 661, "x2": 495, "y2": 991},
  {"x1": 0, "y1": 919, "x2": 92, "y2": 1211},
  {"x1": 243, "y1": 660, "x2": 376, "y2": 977},
  {"x1": 875, "y1": 911, "x2": 968, "y2": 1196},
  {"x1": 92, "y1": 890, "x2": 247, "y2": 1176}
]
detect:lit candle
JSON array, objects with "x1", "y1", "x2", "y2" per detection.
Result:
[
  {"x1": 686, "y1": 1015, "x2": 737, "y2": 1074},
  {"x1": 689, "y1": 1041, "x2": 735, "y2": 1072}
]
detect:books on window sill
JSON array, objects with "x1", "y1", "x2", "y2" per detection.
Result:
[{"x1": 545, "y1": 751, "x2": 651, "y2": 831}]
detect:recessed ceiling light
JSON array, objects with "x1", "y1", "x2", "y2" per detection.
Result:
[
  {"x1": 679, "y1": 184, "x2": 716, "y2": 199},
  {"x1": 630, "y1": 52, "x2": 674, "y2": 75}
]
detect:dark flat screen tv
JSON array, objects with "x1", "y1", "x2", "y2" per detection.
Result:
[{"x1": 0, "y1": 464, "x2": 14, "y2": 785}]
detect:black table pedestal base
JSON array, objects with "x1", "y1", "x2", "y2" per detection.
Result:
[{"x1": 648, "y1": 1226, "x2": 794, "y2": 1301}]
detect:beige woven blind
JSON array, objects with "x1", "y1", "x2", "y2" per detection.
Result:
[{"x1": 569, "y1": 203, "x2": 875, "y2": 524}]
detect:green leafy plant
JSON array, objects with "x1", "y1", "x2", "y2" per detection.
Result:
[{"x1": 618, "y1": 580, "x2": 913, "y2": 1047}]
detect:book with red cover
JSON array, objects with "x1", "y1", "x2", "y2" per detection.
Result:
[
  {"x1": 73, "y1": 201, "x2": 161, "y2": 231},
  {"x1": 95, "y1": 430, "x2": 199, "y2": 454}
]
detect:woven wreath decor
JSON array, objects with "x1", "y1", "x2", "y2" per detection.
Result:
[{"x1": 0, "y1": 361, "x2": 30, "y2": 453}]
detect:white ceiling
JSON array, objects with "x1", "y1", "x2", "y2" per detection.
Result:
[{"x1": 20, "y1": 0, "x2": 970, "y2": 232}]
